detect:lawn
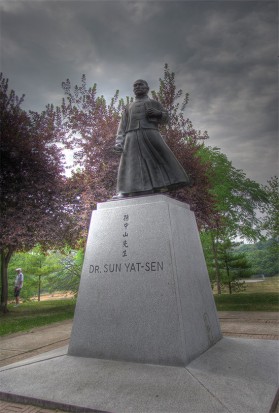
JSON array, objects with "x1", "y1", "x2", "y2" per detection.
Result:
[
  {"x1": 214, "y1": 292, "x2": 279, "y2": 312},
  {"x1": 244, "y1": 275, "x2": 279, "y2": 293},
  {"x1": 213, "y1": 275, "x2": 279, "y2": 311},
  {"x1": 0, "y1": 299, "x2": 76, "y2": 336}
]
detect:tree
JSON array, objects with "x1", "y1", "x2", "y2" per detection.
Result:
[
  {"x1": 202, "y1": 234, "x2": 251, "y2": 294},
  {"x1": 23, "y1": 246, "x2": 63, "y2": 301},
  {"x1": 0, "y1": 74, "x2": 75, "y2": 312},
  {"x1": 218, "y1": 239, "x2": 250, "y2": 294},
  {"x1": 47, "y1": 248, "x2": 84, "y2": 297},
  {"x1": 8, "y1": 246, "x2": 62, "y2": 301},
  {"x1": 239, "y1": 239, "x2": 279, "y2": 277},
  {"x1": 198, "y1": 146, "x2": 269, "y2": 293},
  {"x1": 57, "y1": 64, "x2": 216, "y2": 235},
  {"x1": 198, "y1": 146, "x2": 269, "y2": 238},
  {"x1": 262, "y1": 176, "x2": 279, "y2": 239},
  {"x1": 150, "y1": 65, "x2": 216, "y2": 227},
  {"x1": 7, "y1": 247, "x2": 84, "y2": 302}
]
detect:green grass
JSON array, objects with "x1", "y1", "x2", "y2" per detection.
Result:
[
  {"x1": 213, "y1": 275, "x2": 278, "y2": 311},
  {"x1": 0, "y1": 299, "x2": 76, "y2": 336},
  {"x1": 244, "y1": 275, "x2": 279, "y2": 293},
  {"x1": 214, "y1": 292, "x2": 279, "y2": 312}
]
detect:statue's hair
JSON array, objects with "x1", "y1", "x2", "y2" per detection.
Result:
[{"x1": 134, "y1": 79, "x2": 149, "y2": 89}]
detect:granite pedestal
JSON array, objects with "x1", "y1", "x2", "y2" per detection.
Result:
[
  {"x1": 0, "y1": 195, "x2": 278, "y2": 412},
  {"x1": 68, "y1": 195, "x2": 222, "y2": 366}
]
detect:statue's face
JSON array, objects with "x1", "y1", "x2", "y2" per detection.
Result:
[{"x1": 133, "y1": 80, "x2": 149, "y2": 97}]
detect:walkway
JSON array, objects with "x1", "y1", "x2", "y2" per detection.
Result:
[{"x1": 0, "y1": 312, "x2": 278, "y2": 412}]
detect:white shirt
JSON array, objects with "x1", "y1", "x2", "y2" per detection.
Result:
[{"x1": 15, "y1": 272, "x2": 24, "y2": 288}]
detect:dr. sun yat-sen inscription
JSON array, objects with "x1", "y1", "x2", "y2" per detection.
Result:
[
  {"x1": 88, "y1": 211, "x2": 165, "y2": 275},
  {"x1": 89, "y1": 261, "x2": 164, "y2": 274}
]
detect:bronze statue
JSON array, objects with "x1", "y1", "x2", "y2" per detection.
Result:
[{"x1": 114, "y1": 80, "x2": 189, "y2": 198}]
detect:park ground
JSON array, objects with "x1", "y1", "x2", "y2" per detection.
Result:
[
  {"x1": 1, "y1": 275, "x2": 278, "y2": 337},
  {"x1": 0, "y1": 311, "x2": 278, "y2": 413},
  {"x1": 0, "y1": 277, "x2": 278, "y2": 413}
]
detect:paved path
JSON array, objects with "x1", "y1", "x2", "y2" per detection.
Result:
[
  {"x1": 218, "y1": 310, "x2": 279, "y2": 340},
  {"x1": 0, "y1": 320, "x2": 72, "y2": 368},
  {"x1": 0, "y1": 400, "x2": 65, "y2": 412},
  {"x1": 0, "y1": 312, "x2": 278, "y2": 412}
]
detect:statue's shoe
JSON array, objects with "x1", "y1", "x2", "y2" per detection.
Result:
[{"x1": 111, "y1": 193, "x2": 129, "y2": 200}]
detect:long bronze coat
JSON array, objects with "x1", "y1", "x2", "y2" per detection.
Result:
[{"x1": 116, "y1": 96, "x2": 189, "y2": 195}]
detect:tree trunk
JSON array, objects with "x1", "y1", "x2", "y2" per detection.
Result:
[
  {"x1": 210, "y1": 233, "x2": 222, "y2": 295},
  {"x1": 38, "y1": 274, "x2": 41, "y2": 302},
  {"x1": 226, "y1": 262, "x2": 232, "y2": 294},
  {"x1": 1, "y1": 247, "x2": 14, "y2": 313}
]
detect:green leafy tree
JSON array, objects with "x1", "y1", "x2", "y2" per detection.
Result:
[
  {"x1": 198, "y1": 146, "x2": 269, "y2": 293},
  {"x1": 260, "y1": 177, "x2": 279, "y2": 274},
  {"x1": 24, "y1": 247, "x2": 62, "y2": 301},
  {"x1": 8, "y1": 247, "x2": 83, "y2": 302},
  {"x1": 239, "y1": 239, "x2": 279, "y2": 277},
  {"x1": 218, "y1": 239, "x2": 250, "y2": 294},
  {"x1": 262, "y1": 177, "x2": 279, "y2": 239},
  {"x1": 8, "y1": 246, "x2": 63, "y2": 302},
  {"x1": 200, "y1": 231, "x2": 220, "y2": 289},
  {"x1": 201, "y1": 235, "x2": 251, "y2": 294},
  {"x1": 48, "y1": 249, "x2": 84, "y2": 297}
]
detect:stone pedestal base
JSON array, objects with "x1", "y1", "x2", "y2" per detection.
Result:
[{"x1": 68, "y1": 195, "x2": 222, "y2": 366}]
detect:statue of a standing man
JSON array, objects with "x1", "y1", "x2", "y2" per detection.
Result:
[{"x1": 114, "y1": 80, "x2": 189, "y2": 198}]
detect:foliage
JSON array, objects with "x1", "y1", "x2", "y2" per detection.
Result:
[
  {"x1": 150, "y1": 65, "x2": 215, "y2": 227},
  {"x1": 7, "y1": 247, "x2": 84, "y2": 302},
  {"x1": 217, "y1": 239, "x2": 250, "y2": 294},
  {"x1": 198, "y1": 146, "x2": 269, "y2": 294},
  {"x1": 8, "y1": 246, "x2": 63, "y2": 302},
  {"x1": 47, "y1": 249, "x2": 84, "y2": 297},
  {"x1": 261, "y1": 176, "x2": 279, "y2": 239},
  {"x1": 0, "y1": 299, "x2": 75, "y2": 336},
  {"x1": 55, "y1": 75, "x2": 123, "y2": 238},
  {"x1": 0, "y1": 74, "x2": 69, "y2": 252},
  {"x1": 201, "y1": 234, "x2": 251, "y2": 293},
  {"x1": 237, "y1": 239, "x2": 279, "y2": 276},
  {"x1": 0, "y1": 74, "x2": 79, "y2": 312},
  {"x1": 198, "y1": 146, "x2": 269, "y2": 239}
]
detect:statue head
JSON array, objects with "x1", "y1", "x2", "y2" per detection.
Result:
[{"x1": 133, "y1": 79, "x2": 149, "y2": 97}]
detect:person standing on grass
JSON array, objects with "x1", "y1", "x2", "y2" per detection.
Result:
[{"x1": 14, "y1": 268, "x2": 24, "y2": 307}]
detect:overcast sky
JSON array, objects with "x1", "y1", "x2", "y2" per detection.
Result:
[{"x1": 1, "y1": 0, "x2": 278, "y2": 185}]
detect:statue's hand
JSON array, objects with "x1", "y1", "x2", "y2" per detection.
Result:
[
  {"x1": 146, "y1": 107, "x2": 162, "y2": 118},
  {"x1": 114, "y1": 143, "x2": 123, "y2": 153}
]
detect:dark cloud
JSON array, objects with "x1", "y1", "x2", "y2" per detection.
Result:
[{"x1": 1, "y1": 0, "x2": 277, "y2": 184}]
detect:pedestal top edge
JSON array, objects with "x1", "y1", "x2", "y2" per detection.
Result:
[{"x1": 97, "y1": 194, "x2": 190, "y2": 210}]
